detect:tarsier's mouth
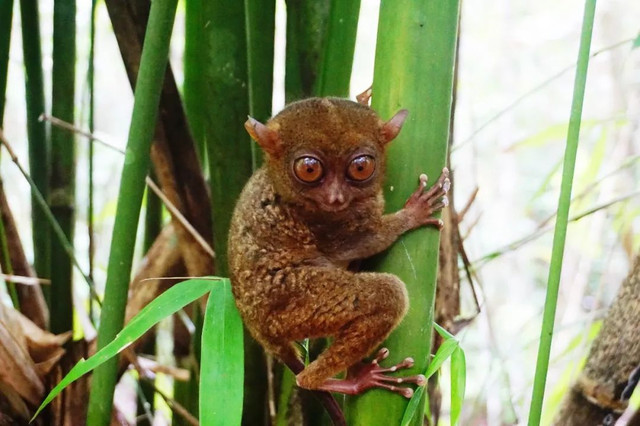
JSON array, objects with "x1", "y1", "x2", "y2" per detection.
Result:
[{"x1": 317, "y1": 200, "x2": 351, "y2": 213}]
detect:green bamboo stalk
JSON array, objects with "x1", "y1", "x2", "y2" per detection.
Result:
[
  {"x1": 49, "y1": 0, "x2": 76, "y2": 335},
  {"x1": 86, "y1": 0, "x2": 179, "y2": 422},
  {"x1": 528, "y1": 1, "x2": 597, "y2": 424},
  {"x1": 0, "y1": 0, "x2": 12, "y2": 124},
  {"x1": 19, "y1": 0, "x2": 50, "y2": 285},
  {"x1": 184, "y1": 0, "x2": 206, "y2": 164},
  {"x1": 284, "y1": 0, "x2": 330, "y2": 102},
  {"x1": 195, "y1": 2, "x2": 264, "y2": 424},
  {"x1": 243, "y1": 1, "x2": 277, "y2": 423},
  {"x1": 88, "y1": 0, "x2": 96, "y2": 321},
  {"x1": 244, "y1": 0, "x2": 275, "y2": 168},
  {"x1": 314, "y1": 0, "x2": 360, "y2": 97},
  {"x1": 344, "y1": 1, "x2": 460, "y2": 424},
  {"x1": 143, "y1": 175, "x2": 162, "y2": 252},
  {"x1": 200, "y1": 0, "x2": 251, "y2": 282}
]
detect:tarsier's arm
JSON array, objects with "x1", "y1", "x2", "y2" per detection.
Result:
[{"x1": 329, "y1": 169, "x2": 450, "y2": 263}]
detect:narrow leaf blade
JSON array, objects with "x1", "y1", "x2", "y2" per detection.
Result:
[
  {"x1": 34, "y1": 278, "x2": 218, "y2": 419},
  {"x1": 199, "y1": 278, "x2": 244, "y2": 425},
  {"x1": 424, "y1": 338, "x2": 458, "y2": 380},
  {"x1": 450, "y1": 347, "x2": 467, "y2": 426},
  {"x1": 400, "y1": 383, "x2": 425, "y2": 426}
]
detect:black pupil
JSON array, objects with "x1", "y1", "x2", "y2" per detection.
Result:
[{"x1": 304, "y1": 158, "x2": 316, "y2": 174}]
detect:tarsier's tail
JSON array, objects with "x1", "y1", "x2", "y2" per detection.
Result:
[{"x1": 284, "y1": 358, "x2": 346, "y2": 426}]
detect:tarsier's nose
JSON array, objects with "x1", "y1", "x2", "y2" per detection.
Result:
[
  {"x1": 327, "y1": 180, "x2": 346, "y2": 205},
  {"x1": 328, "y1": 191, "x2": 345, "y2": 205}
]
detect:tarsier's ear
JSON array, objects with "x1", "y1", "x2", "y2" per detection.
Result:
[
  {"x1": 245, "y1": 116, "x2": 282, "y2": 155},
  {"x1": 356, "y1": 86, "x2": 372, "y2": 106},
  {"x1": 380, "y1": 109, "x2": 409, "y2": 144}
]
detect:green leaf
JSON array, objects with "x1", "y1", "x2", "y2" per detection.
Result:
[
  {"x1": 33, "y1": 278, "x2": 219, "y2": 420},
  {"x1": 633, "y1": 32, "x2": 640, "y2": 49},
  {"x1": 400, "y1": 383, "x2": 425, "y2": 426},
  {"x1": 450, "y1": 347, "x2": 466, "y2": 426},
  {"x1": 401, "y1": 336, "x2": 459, "y2": 426},
  {"x1": 200, "y1": 278, "x2": 244, "y2": 425},
  {"x1": 433, "y1": 322, "x2": 455, "y2": 340},
  {"x1": 424, "y1": 338, "x2": 458, "y2": 380}
]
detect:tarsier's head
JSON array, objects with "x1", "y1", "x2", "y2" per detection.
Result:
[{"x1": 245, "y1": 97, "x2": 407, "y2": 213}]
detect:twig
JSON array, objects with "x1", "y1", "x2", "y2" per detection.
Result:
[
  {"x1": 454, "y1": 37, "x2": 635, "y2": 151},
  {"x1": 0, "y1": 273, "x2": 50, "y2": 285},
  {"x1": 145, "y1": 177, "x2": 215, "y2": 259},
  {"x1": 0, "y1": 129, "x2": 102, "y2": 305},
  {"x1": 457, "y1": 187, "x2": 479, "y2": 223},
  {"x1": 39, "y1": 113, "x2": 125, "y2": 154},
  {"x1": 152, "y1": 383, "x2": 200, "y2": 426}
]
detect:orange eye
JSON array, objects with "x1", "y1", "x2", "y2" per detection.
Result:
[
  {"x1": 347, "y1": 155, "x2": 375, "y2": 181},
  {"x1": 293, "y1": 156, "x2": 324, "y2": 183}
]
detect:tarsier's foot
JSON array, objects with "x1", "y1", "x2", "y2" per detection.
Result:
[
  {"x1": 404, "y1": 167, "x2": 450, "y2": 229},
  {"x1": 301, "y1": 348, "x2": 427, "y2": 398}
]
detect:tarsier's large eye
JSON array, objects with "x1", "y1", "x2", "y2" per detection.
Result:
[
  {"x1": 347, "y1": 155, "x2": 375, "y2": 181},
  {"x1": 293, "y1": 156, "x2": 324, "y2": 183}
]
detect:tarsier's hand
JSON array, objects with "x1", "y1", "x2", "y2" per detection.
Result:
[{"x1": 403, "y1": 167, "x2": 450, "y2": 229}]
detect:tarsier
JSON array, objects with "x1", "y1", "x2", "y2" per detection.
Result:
[{"x1": 228, "y1": 94, "x2": 450, "y2": 423}]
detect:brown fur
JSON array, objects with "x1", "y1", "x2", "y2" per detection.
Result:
[{"x1": 229, "y1": 97, "x2": 445, "y2": 390}]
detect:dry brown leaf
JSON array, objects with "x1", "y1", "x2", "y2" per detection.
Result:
[{"x1": 0, "y1": 318, "x2": 44, "y2": 405}]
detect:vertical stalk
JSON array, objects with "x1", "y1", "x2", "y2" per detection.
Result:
[
  {"x1": 86, "y1": 0, "x2": 179, "y2": 423},
  {"x1": 201, "y1": 0, "x2": 252, "y2": 274},
  {"x1": 244, "y1": 0, "x2": 275, "y2": 168},
  {"x1": 0, "y1": 0, "x2": 12, "y2": 123},
  {"x1": 88, "y1": 0, "x2": 96, "y2": 294},
  {"x1": 184, "y1": 0, "x2": 206, "y2": 164},
  {"x1": 87, "y1": 0, "x2": 97, "y2": 325},
  {"x1": 314, "y1": 0, "x2": 360, "y2": 97},
  {"x1": 19, "y1": 0, "x2": 50, "y2": 285},
  {"x1": 143, "y1": 175, "x2": 162, "y2": 252},
  {"x1": 244, "y1": 0, "x2": 276, "y2": 422},
  {"x1": 345, "y1": 0, "x2": 460, "y2": 424},
  {"x1": 284, "y1": 0, "x2": 330, "y2": 102},
  {"x1": 49, "y1": 0, "x2": 76, "y2": 335},
  {"x1": 196, "y1": 1, "x2": 263, "y2": 423},
  {"x1": 528, "y1": 1, "x2": 597, "y2": 424}
]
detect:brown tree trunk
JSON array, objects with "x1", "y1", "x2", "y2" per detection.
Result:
[{"x1": 554, "y1": 253, "x2": 640, "y2": 425}]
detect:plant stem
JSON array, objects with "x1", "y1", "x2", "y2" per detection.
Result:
[
  {"x1": 284, "y1": 0, "x2": 330, "y2": 102},
  {"x1": 184, "y1": 0, "x2": 207, "y2": 164},
  {"x1": 314, "y1": 0, "x2": 360, "y2": 97},
  {"x1": 244, "y1": 0, "x2": 275, "y2": 168},
  {"x1": 0, "y1": 0, "x2": 12, "y2": 124},
  {"x1": 0, "y1": 0, "x2": 17, "y2": 308},
  {"x1": 345, "y1": 0, "x2": 460, "y2": 424},
  {"x1": 86, "y1": 0, "x2": 178, "y2": 422},
  {"x1": 528, "y1": 1, "x2": 597, "y2": 424},
  {"x1": 19, "y1": 0, "x2": 51, "y2": 286},
  {"x1": 50, "y1": 0, "x2": 76, "y2": 335}
]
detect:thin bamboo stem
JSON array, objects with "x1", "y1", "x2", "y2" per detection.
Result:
[
  {"x1": 86, "y1": 0, "x2": 179, "y2": 422},
  {"x1": 314, "y1": 0, "x2": 360, "y2": 97},
  {"x1": 50, "y1": 0, "x2": 77, "y2": 334},
  {"x1": 528, "y1": 1, "x2": 597, "y2": 424},
  {"x1": 244, "y1": 0, "x2": 275, "y2": 168},
  {"x1": 0, "y1": 0, "x2": 13, "y2": 124},
  {"x1": 19, "y1": 0, "x2": 51, "y2": 285},
  {"x1": 345, "y1": 0, "x2": 460, "y2": 424}
]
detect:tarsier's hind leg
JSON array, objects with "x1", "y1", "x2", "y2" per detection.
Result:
[
  {"x1": 260, "y1": 266, "x2": 415, "y2": 394},
  {"x1": 295, "y1": 272, "x2": 408, "y2": 389}
]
